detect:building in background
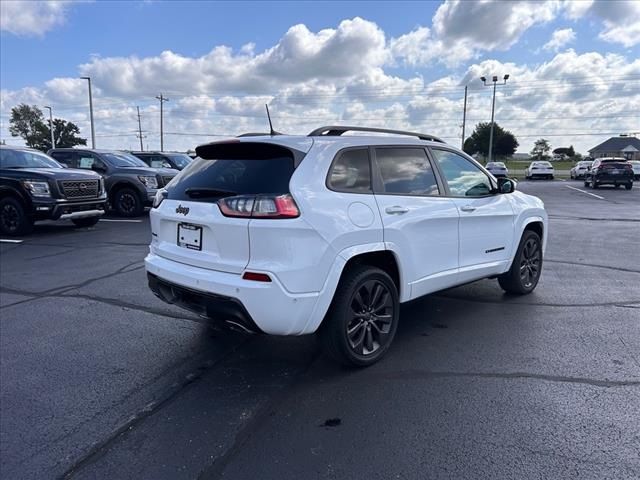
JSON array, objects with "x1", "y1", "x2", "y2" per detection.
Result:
[{"x1": 588, "y1": 136, "x2": 640, "y2": 160}]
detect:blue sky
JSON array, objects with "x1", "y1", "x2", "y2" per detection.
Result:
[{"x1": 1, "y1": 1, "x2": 639, "y2": 153}]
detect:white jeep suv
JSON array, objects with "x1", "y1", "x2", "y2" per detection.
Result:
[{"x1": 145, "y1": 126, "x2": 547, "y2": 366}]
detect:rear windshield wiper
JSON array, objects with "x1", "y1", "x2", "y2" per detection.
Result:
[{"x1": 184, "y1": 187, "x2": 237, "y2": 198}]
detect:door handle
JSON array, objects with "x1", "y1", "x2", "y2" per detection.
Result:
[
  {"x1": 385, "y1": 206, "x2": 409, "y2": 215},
  {"x1": 460, "y1": 205, "x2": 476, "y2": 212}
]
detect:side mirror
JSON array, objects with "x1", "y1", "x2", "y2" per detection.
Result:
[
  {"x1": 498, "y1": 177, "x2": 516, "y2": 194},
  {"x1": 92, "y1": 164, "x2": 106, "y2": 173}
]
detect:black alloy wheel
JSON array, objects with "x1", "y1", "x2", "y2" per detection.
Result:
[
  {"x1": 114, "y1": 188, "x2": 143, "y2": 217},
  {"x1": 346, "y1": 279, "x2": 394, "y2": 356},
  {"x1": 519, "y1": 236, "x2": 541, "y2": 289},
  {"x1": 498, "y1": 230, "x2": 543, "y2": 294},
  {"x1": 0, "y1": 197, "x2": 33, "y2": 236},
  {"x1": 321, "y1": 265, "x2": 399, "y2": 367}
]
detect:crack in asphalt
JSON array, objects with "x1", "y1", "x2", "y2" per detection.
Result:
[
  {"x1": 196, "y1": 350, "x2": 323, "y2": 480},
  {"x1": 0, "y1": 285, "x2": 205, "y2": 324},
  {"x1": 549, "y1": 215, "x2": 640, "y2": 223},
  {"x1": 55, "y1": 337, "x2": 253, "y2": 480},
  {"x1": 435, "y1": 293, "x2": 640, "y2": 308},
  {"x1": 0, "y1": 260, "x2": 144, "y2": 302},
  {"x1": 24, "y1": 247, "x2": 77, "y2": 261},
  {"x1": 545, "y1": 259, "x2": 640, "y2": 274},
  {"x1": 375, "y1": 370, "x2": 640, "y2": 388}
]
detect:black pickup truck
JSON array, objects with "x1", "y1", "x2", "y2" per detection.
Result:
[{"x1": 0, "y1": 145, "x2": 107, "y2": 236}]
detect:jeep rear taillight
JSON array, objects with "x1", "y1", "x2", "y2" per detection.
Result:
[{"x1": 217, "y1": 194, "x2": 300, "y2": 219}]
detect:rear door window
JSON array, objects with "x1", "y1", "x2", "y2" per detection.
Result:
[
  {"x1": 374, "y1": 147, "x2": 440, "y2": 196},
  {"x1": 328, "y1": 149, "x2": 371, "y2": 193},
  {"x1": 166, "y1": 143, "x2": 296, "y2": 203}
]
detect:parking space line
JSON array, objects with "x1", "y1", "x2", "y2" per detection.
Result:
[
  {"x1": 0, "y1": 239, "x2": 23, "y2": 244},
  {"x1": 564, "y1": 185, "x2": 605, "y2": 200},
  {"x1": 100, "y1": 219, "x2": 143, "y2": 223}
]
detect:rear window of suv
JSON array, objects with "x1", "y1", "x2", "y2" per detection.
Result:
[{"x1": 166, "y1": 142, "x2": 296, "y2": 202}]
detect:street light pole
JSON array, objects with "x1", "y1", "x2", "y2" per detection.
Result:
[
  {"x1": 44, "y1": 106, "x2": 55, "y2": 148},
  {"x1": 480, "y1": 74, "x2": 509, "y2": 163},
  {"x1": 80, "y1": 76, "x2": 96, "y2": 148},
  {"x1": 155, "y1": 94, "x2": 169, "y2": 152}
]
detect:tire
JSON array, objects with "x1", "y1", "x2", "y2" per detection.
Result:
[
  {"x1": 592, "y1": 179, "x2": 598, "y2": 189},
  {"x1": 498, "y1": 230, "x2": 543, "y2": 295},
  {"x1": 321, "y1": 265, "x2": 399, "y2": 367},
  {"x1": 0, "y1": 197, "x2": 33, "y2": 236},
  {"x1": 72, "y1": 216, "x2": 100, "y2": 228},
  {"x1": 584, "y1": 179, "x2": 589, "y2": 187},
  {"x1": 113, "y1": 188, "x2": 143, "y2": 217},
  {"x1": 625, "y1": 183, "x2": 633, "y2": 190}
]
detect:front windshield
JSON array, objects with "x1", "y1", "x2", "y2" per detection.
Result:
[
  {"x1": 166, "y1": 154, "x2": 192, "y2": 168},
  {"x1": 0, "y1": 148, "x2": 62, "y2": 169},
  {"x1": 102, "y1": 152, "x2": 148, "y2": 168}
]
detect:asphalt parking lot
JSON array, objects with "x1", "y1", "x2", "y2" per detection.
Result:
[{"x1": 1, "y1": 180, "x2": 639, "y2": 480}]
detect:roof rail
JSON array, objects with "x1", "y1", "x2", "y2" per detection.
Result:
[{"x1": 308, "y1": 126, "x2": 446, "y2": 143}]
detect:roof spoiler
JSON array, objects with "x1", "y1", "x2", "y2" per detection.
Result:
[{"x1": 308, "y1": 126, "x2": 446, "y2": 144}]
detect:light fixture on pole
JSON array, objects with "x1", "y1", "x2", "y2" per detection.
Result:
[
  {"x1": 43, "y1": 106, "x2": 55, "y2": 148},
  {"x1": 480, "y1": 74, "x2": 509, "y2": 162},
  {"x1": 80, "y1": 76, "x2": 96, "y2": 148}
]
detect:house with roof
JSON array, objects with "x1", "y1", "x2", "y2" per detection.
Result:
[{"x1": 588, "y1": 136, "x2": 640, "y2": 161}]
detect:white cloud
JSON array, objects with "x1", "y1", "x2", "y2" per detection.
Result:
[
  {"x1": 1, "y1": 17, "x2": 639, "y2": 155},
  {"x1": 560, "y1": 0, "x2": 640, "y2": 47},
  {"x1": 543, "y1": 28, "x2": 576, "y2": 52},
  {"x1": 433, "y1": 0, "x2": 559, "y2": 50},
  {"x1": 76, "y1": 17, "x2": 389, "y2": 98},
  {"x1": 0, "y1": 0, "x2": 77, "y2": 36}
]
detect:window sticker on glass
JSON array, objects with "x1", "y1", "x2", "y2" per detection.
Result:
[{"x1": 79, "y1": 157, "x2": 94, "y2": 168}]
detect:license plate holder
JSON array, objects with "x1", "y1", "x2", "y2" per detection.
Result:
[{"x1": 177, "y1": 223, "x2": 203, "y2": 251}]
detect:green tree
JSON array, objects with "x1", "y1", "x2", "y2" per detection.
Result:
[
  {"x1": 9, "y1": 104, "x2": 86, "y2": 151},
  {"x1": 463, "y1": 122, "x2": 519, "y2": 159},
  {"x1": 531, "y1": 138, "x2": 551, "y2": 160}
]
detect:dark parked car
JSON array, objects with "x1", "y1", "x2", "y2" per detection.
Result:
[
  {"x1": 584, "y1": 157, "x2": 633, "y2": 190},
  {"x1": 0, "y1": 145, "x2": 107, "y2": 235},
  {"x1": 130, "y1": 151, "x2": 193, "y2": 171},
  {"x1": 48, "y1": 149, "x2": 178, "y2": 216}
]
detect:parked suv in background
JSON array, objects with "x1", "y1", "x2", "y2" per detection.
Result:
[
  {"x1": 584, "y1": 157, "x2": 634, "y2": 190},
  {"x1": 131, "y1": 151, "x2": 193, "y2": 171},
  {"x1": 145, "y1": 126, "x2": 548, "y2": 366},
  {"x1": 0, "y1": 145, "x2": 106, "y2": 235},
  {"x1": 49, "y1": 149, "x2": 178, "y2": 216}
]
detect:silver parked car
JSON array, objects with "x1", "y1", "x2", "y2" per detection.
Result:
[
  {"x1": 629, "y1": 160, "x2": 640, "y2": 180},
  {"x1": 570, "y1": 160, "x2": 593, "y2": 179},
  {"x1": 485, "y1": 161, "x2": 509, "y2": 178}
]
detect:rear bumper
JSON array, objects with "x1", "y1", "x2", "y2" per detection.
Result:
[
  {"x1": 148, "y1": 273, "x2": 262, "y2": 333},
  {"x1": 144, "y1": 253, "x2": 323, "y2": 335},
  {"x1": 593, "y1": 174, "x2": 633, "y2": 185}
]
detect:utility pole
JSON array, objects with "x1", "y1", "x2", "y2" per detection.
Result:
[
  {"x1": 44, "y1": 105, "x2": 55, "y2": 148},
  {"x1": 480, "y1": 74, "x2": 509, "y2": 162},
  {"x1": 136, "y1": 106, "x2": 144, "y2": 151},
  {"x1": 80, "y1": 76, "x2": 96, "y2": 148},
  {"x1": 155, "y1": 94, "x2": 169, "y2": 151},
  {"x1": 461, "y1": 86, "x2": 468, "y2": 150}
]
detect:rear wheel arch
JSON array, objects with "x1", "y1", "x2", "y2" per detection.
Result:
[{"x1": 338, "y1": 250, "x2": 402, "y2": 301}]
